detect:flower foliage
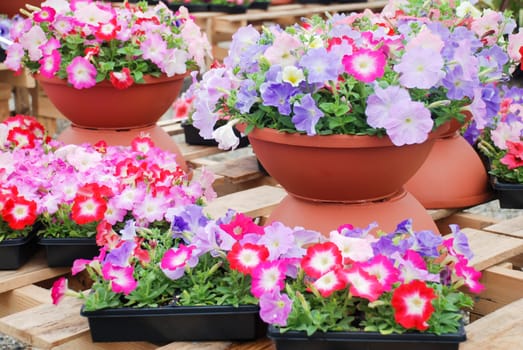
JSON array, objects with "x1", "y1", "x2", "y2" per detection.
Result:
[
  {"x1": 0, "y1": 116, "x2": 216, "y2": 240},
  {"x1": 51, "y1": 208, "x2": 322, "y2": 311},
  {"x1": 476, "y1": 86, "x2": 523, "y2": 183},
  {"x1": 4, "y1": 0, "x2": 212, "y2": 89},
  {"x1": 188, "y1": 2, "x2": 520, "y2": 148},
  {"x1": 249, "y1": 219, "x2": 482, "y2": 336}
]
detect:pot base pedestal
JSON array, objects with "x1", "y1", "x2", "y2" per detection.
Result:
[
  {"x1": 267, "y1": 190, "x2": 439, "y2": 235},
  {"x1": 405, "y1": 133, "x2": 493, "y2": 209},
  {"x1": 57, "y1": 124, "x2": 189, "y2": 173}
]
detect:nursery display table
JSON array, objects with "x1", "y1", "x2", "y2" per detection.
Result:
[{"x1": 0, "y1": 119, "x2": 522, "y2": 349}]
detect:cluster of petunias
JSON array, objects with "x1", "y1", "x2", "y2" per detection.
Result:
[
  {"x1": 254, "y1": 219, "x2": 482, "y2": 335},
  {"x1": 188, "y1": 4, "x2": 521, "y2": 148},
  {"x1": 475, "y1": 86, "x2": 523, "y2": 183},
  {"x1": 0, "y1": 115, "x2": 216, "y2": 240},
  {"x1": 50, "y1": 206, "x2": 323, "y2": 311},
  {"x1": 4, "y1": 0, "x2": 211, "y2": 89},
  {"x1": 0, "y1": 115, "x2": 49, "y2": 241}
]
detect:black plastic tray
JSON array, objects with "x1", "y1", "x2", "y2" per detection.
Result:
[
  {"x1": 38, "y1": 237, "x2": 99, "y2": 267},
  {"x1": 0, "y1": 233, "x2": 39, "y2": 270},
  {"x1": 81, "y1": 304, "x2": 265, "y2": 342},
  {"x1": 267, "y1": 324, "x2": 466, "y2": 350},
  {"x1": 491, "y1": 177, "x2": 523, "y2": 209}
]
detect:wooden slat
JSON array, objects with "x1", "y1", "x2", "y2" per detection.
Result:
[
  {"x1": 0, "y1": 296, "x2": 88, "y2": 349},
  {"x1": 53, "y1": 333, "x2": 158, "y2": 350},
  {"x1": 435, "y1": 212, "x2": 501, "y2": 234},
  {"x1": 0, "y1": 284, "x2": 52, "y2": 317},
  {"x1": 462, "y1": 228, "x2": 523, "y2": 271},
  {"x1": 472, "y1": 264, "x2": 523, "y2": 317},
  {"x1": 204, "y1": 185, "x2": 286, "y2": 219},
  {"x1": 0, "y1": 250, "x2": 69, "y2": 294},
  {"x1": 483, "y1": 215, "x2": 523, "y2": 238},
  {"x1": 156, "y1": 342, "x2": 232, "y2": 350},
  {"x1": 460, "y1": 298, "x2": 523, "y2": 350}
]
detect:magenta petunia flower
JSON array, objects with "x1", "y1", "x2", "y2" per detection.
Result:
[
  {"x1": 251, "y1": 260, "x2": 286, "y2": 297},
  {"x1": 34, "y1": 7, "x2": 56, "y2": 23},
  {"x1": 454, "y1": 261, "x2": 485, "y2": 294},
  {"x1": 39, "y1": 51, "x2": 61, "y2": 78},
  {"x1": 66, "y1": 56, "x2": 97, "y2": 89},
  {"x1": 51, "y1": 276, "x2": 67, "y2": 305},
  {"x1": 342, "y1": 48, "x2": 386, "y2": 83},
  {"x1": 101, "y1": 263, "x2": 138, "y2": 295}
]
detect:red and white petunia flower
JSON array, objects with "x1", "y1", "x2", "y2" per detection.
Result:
[
  {"x1": 391, "y1": 280, "x2": 436, "y2": 331},
  {"x1": 227, "y1": 242, "x2": 269, "y2": 275},
  {"x1": 1, "y1": 195, "x2": 38, "y2": 230},
  {"x1": 109, "y1": 67, "x2": 134, "y2": 90},
  {"x1": 339, "y1": 265, "x2": 383, "y2": 301},
  {"x1": 71, "y1": 193, "x2": 107, "y2": 225},
  {"x1": 102, "y1": 263, "x2": 138, "y2": 295},
  {"x1": 313, "y1": 270, "x2": 347, "y2": 297},
  {"x1": 7, "y1": 127, "x2": 36, "y2": 149},
  {"x1": 301, "y1": 242, "x2": 342, "y2": 279},
  {"x1": 251, "y1": 260, "x2": 286, "y2": 297},
  {"x1": 131, "y1": 136, "x2": 155, "y2": 154},
  {"x1": 454, "y1": 261, "x2": 485, "y2": 294}
]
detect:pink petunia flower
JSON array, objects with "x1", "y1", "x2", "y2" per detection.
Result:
[
  {"x1": 51, "y1": 276, "x2": 67, "y2": 305},
  {"x1": 455, "y1": 261, "x2": 485, "y2": 294},
  {"x1": 360, "y1": 254, "x2": 400, "y2": 292},
  {"x1": 251, "y1": 260, "x2": 286, "y2": 297},
  {"x1": 66, "y1": 56, "x2": 97, "y2": 89},
  {"x1": 39, "y1": 51, "x2": 61, "y2": 78},
  {"x1": 101, "y1": 263, "x2": 138, "y2": 295},
  {"x1": 342, "y1": 48, "x2": 386, "y2": 83}
]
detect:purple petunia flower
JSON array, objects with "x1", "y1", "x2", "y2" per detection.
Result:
[
  {"x1": 259, "y1": 290, "x2": 292, "y2": 326},
  {"x1": 104, "y1": 240, "x2": 135, "y2": 267},
  {"x1": 260, "y1": 82, "x2": 297, "y2": 115},
  {"x1": 415, "y1": 230, "x2": 444, "y2": 257},
  {"x1": 394, "y1": 46, "x2": 444, "y2": 89},
  {"x1": 382, "y1": 100, "x2": 434, "y2": 146},
  {"x1": 291, "y1": 94, "x2": 324, "y2": 135},
  {"x1": 442, "y1": 65, "x2": 475, "y2": 100},
  {"x1": 299, "y1": 47, "x2": 341, "y2": 84},
  {"x1": 236, "y1": 80, "x2": 258, "y2": 113}
]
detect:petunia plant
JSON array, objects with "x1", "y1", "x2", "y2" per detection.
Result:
[
  {"x1": 248, "y1": 219, "x2": 483, "y2": 336},
  {"x1": 0, "y1": 115, "x2": 216, "y2": 240},
  {"x1": 475, "y1": 86, "x2": 523, "y2": 183},
  {"x1": 51, "y1": 206, "x2": 323, "y2": 311},
  {"x1": 188, "y1": 5, "x2": 521, "y2": 148},
  {"x1": 4, "y1": 0, "x2": 212, "y2": 89},
  {"x1": 0, "y1": 115, "x2": 50, "y2": 241}
]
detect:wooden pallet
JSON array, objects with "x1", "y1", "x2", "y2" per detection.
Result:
[{"x1": 1, "y1": 119, "x2": 523, "y2": 349}]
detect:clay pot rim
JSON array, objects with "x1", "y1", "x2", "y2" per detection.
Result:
[
  {"x1": 34, "y1": 72, "x2": 189, "y2": 88},
  {"x1": 240, "y1": 122, "x2": 450, "y2": 149}
]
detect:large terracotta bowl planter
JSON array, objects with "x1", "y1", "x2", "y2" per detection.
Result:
[
  {"x1": 244, "y1": 125, "x2": 449, "y2": 234},
  {"x1": 0, "y1": 0, "x2": 42, "y2": 17},
  {"x1": 405, "y1": 118, "x2": 493, "y2": 209},
  {"x1": 36, "y1": 74, "x2": 190, "y2": 172}
]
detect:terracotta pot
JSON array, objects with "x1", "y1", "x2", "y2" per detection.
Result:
[
  {"x1": 36, "y1": 74, "x2": 190, "y2": 172},
  {"x1": 405, "y1": 119, "x2": 493, "y2": 209},
  {"x1": 244, "y1": 126, "x2": 448, "y2": 234},
  {"x1": 0, "y1": 0, "x2": 42, "y2": 18},
  {"x1": 246, "y1": 126, "x2": 445, "y2": 202},
  {"x1": 36, "y1": 74, "x2": 188, "y2": 129}
]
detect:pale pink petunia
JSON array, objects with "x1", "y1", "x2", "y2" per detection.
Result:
[
  {"x1": 4, "y1": 43, "x2": 25, "y2": 71},
  {"x1": 329, "y1": 230, "x2": 374, "y2": 263},
  {"x1": 264, "y1": 31, "x2": 301, "y2": 66},
  {"x1": 19, "y1": 26, "x2": 47, "y2": 61},
  {"x1": 141, "y1": 33, "x2": 168, "y2": 67},
  {"x1": 66, "y1": 56, "x2": 97, "y2": 89},
  {"x1": 163, "y1": 48, "x2": 189, "y2": 77}
]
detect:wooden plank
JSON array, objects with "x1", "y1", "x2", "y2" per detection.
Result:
[
  {"x1": 157, "y1": 119, "x2": 183, "y2": 136},
  {"x1": 435, "y1": 212, "x2": 501, "y2": 234},
  {"x1": 462, "y1": 228, "x2": 523, "y2": 271},
  {"x1": 0, "y1": 296, "x2": 88, "y2": 349},
  {"x1": 0, "y1": 284, "x2": 52, "y2": 317},
  {"x1": 156, "y1": 342, "x2": 232, "y2": 350},
  {"x1": 0, "y1": 250, "x2": 69, "y2": 294},
  {"x1": 484, "y1": 215, "x2": 523, "y2": 238},
  {"x1": 178, "y1": 141, "x2": 225, "y2": 161},
  {"x1": 472, "y1": 264, "x2": 523, "y2": 317},
  {"x1": 204, "y1": 185, "x2": 286, "y2": 218},
  {"x1": 206, "y1": 155, "x2": 263, "y2": 184},
  {"x1": 460, "y1": 298, "x2": 523, "y2": 350},
  {"x1": 53, "y1": 333, "x2": 158, "y2": 350}
]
